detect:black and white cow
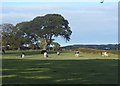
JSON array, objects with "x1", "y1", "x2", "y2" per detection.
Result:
[
  {"x1": 75, "y1": 51, "x2": 80, "y2": 57},
  {"x1": 21, "y1": 52, "x2": 25, "y2": 58},
  {"x1": 44, "y1": 52, "x2": 48, "y2": 58}
]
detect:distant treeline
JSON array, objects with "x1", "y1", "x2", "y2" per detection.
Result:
[
  {"x1": 62, "y1": 44, "x2": 119, "y2": 50},
  {"x1": 70, "y1": 48, "x2": 118, "y2": 55}
]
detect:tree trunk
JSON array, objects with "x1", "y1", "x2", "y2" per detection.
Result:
[
  {"x1": 42, "y1": 35, "x2": 53, "y2": 50},
  {"x1": 43, "y1": 39, "x2": 48, "y2": 50}
]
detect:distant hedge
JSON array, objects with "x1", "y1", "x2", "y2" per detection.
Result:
[{"x1": 72, "y1": 48, "x2": 118, "y2": 55}]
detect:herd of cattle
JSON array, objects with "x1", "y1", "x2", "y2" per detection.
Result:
[
  {"x1": 2, "y1": 49, "x2": 109, "y2": 58},
  {"x1": 20, "y1": 50, "x2": 109, "y2": 58},
  {"x1": 74, "y1": 51, "x2": 109, "y2": 57}
]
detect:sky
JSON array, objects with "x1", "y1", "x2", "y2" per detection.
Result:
[
  {"x1": 1, "y1": 0, "x2": 120, "y2": 2},
  {"x1": 1, "y1": 0, "x2": 119, "y2": 46}
]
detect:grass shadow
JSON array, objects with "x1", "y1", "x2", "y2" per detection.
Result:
[
  {"x1": 2, "y1": 50, "x2": 41, "y2": 56},
  {"x1": 2, "y1": 59, "x2": 118, "y2": 84}
]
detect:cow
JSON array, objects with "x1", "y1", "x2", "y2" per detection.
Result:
[
  {"x1": 75, "y1": 51, "x2": 80, "y2": 57},
  {"x1": 41, "y1": 50, "x2": 47, "y2": 54},
  {"x1": 21, "y1": 52, "x2": 25, "y2": 58},
  {"x1": 57, "y1": 51, "x2": 60, "y2": 55},
  {"x1": 44, "y1": 52, "x2": 48, "y2": 58},
  {"x1": 101, "y1": 52, "x2": 109, "y2": 57}
]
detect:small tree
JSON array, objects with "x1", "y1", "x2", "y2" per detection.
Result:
[
  {"x1": 1, "y1": 23, "x2": 31, "y2": 50},
  {"x1": 51, "y1": 42, "x2": 61, "y2": 51}
]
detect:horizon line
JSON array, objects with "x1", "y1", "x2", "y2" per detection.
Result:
[{"x1": 61, "y1": 43, "x2": 118, "y2": 47}]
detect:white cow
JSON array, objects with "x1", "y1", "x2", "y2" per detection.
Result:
[
  {"x1": 57, "y1": 51, "x2": 60, "y2": 55},
  {"x1": 101, "y1": 52, "x2": 109, "y2": 57},
  {"x1": 44, "y1": 52, "x2": 48, "y2": 58},
  {"x1": 75, "y1": 53, "x2": 79, "y2": 57}
]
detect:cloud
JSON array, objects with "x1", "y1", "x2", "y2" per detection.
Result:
[
  {"x1": 1, "y1": 2, "x2": 118, "y2": 44},
  {"x1": 2, "y1": 2, "x2": 117, "y2": 24}
]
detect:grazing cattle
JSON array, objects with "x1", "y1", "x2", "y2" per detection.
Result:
[
  {"x1": 75, "y1": 51, "x2": 80, "y2": 57},
  {"x1": 21, "y1": 52, "x2": 25, "y2": 58},
  {"x1": 44, "y1": 52, "x2": 48, "y2": 58},
  {"x1": 101, "y1": 52, "x2": 109, "y2": 57},
  {"x1": 57, "y1": 51, "x2": 60, "y2": 55},
  {"x1": 41, "y1": 50, "x2": 47, "y2": 54}
]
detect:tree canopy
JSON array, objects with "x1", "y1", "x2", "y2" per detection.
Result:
[
  {"x1": 1, "y1": 23, "x2": 29, "y2": 50},
  {"x1": 2, "y1": 14, "x2": 72, "y2": 50}
]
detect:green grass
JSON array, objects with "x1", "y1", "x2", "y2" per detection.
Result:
[{"x1": 2, "y1": 50, "x2": 119, "y2": 84}]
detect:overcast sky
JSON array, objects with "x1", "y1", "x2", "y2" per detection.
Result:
[{"x1": 1, "y1": 0, "x2": 118, "y2": 46}]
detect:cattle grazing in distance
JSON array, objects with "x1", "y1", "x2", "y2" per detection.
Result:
[
  {"x1": 57, "y1": 51, "x2": 60, "y2": 55},
  {"x1": 41, "y1": 50, "x2": 47, "y2": 54},
  {"x1": 44, "y1": 52, "x2": 48, "y2": 58},
  {"x1": 75, "y1": 51, "x2": 80, "y2": 57},
  {"x1": 101, "y1": 52, "x2": 109, "y2": 57},
  {"x1": 21, "y1": 52, "x2": 25, "y2": 58}
]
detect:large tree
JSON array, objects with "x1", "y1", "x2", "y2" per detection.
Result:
[{"x1": 15, "y1": 14, "x2": 72, "y2": 50}]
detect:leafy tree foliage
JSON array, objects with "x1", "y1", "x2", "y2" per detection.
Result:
[
  {"x1": 1, "y1": 14, "x2": 72, "y2": 50},
  {"x1": 1, "y1": 23, "x2": 16, "y2": 49},
  {"x1": 1, "y1": 23, "x2": 30, "y2": 50},
  {"x1": 16, "y1": 14, "x2": 72, "y2": 50}
]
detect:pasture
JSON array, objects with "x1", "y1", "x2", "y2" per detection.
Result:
[{"x1": 2, "y1": 50, "x2": 119, "y2": 84}]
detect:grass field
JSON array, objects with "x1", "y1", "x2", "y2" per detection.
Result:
[{"x1": 1, "y1": 50, "x2": 119, "y2": 84}]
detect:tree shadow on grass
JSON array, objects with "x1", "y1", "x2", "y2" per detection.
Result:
[
  {"x1": 2, "y1": 59, "x2": 118, "y2": 85},
  {"x1": 3, "y1": 51, "x2": 41, "y2": 56},
  {"x1": 3, "y1": 50, "x2": 62, "y2": 56}
]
